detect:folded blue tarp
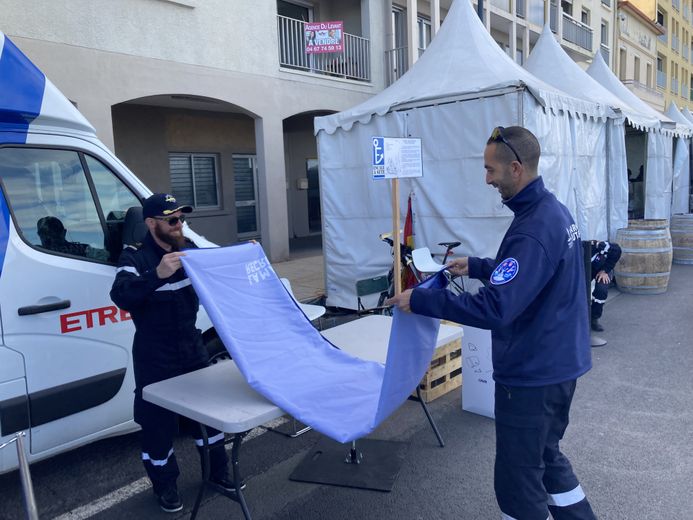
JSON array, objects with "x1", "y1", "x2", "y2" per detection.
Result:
[{"x1": 182, "y1": 243, "x2": 444, "y2": 443}]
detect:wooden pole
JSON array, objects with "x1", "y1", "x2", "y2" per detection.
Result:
[{"x1": 392, "y1": 178, "x2": 402, "y2": 295}]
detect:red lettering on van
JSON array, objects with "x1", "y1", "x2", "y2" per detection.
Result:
[{"x1": 60, "y1": 305, "x2": 131, "y2": 334}]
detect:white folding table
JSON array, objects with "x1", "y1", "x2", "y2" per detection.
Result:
[
  {"x1": 321, "y1": 314, "x2": 463, "y2": 448},
  {"x1": 143, "y1": 315, "x2": 464, "y2": 514},
  {"x1": 143, "y1": 361, "x2": 284, "y2": 520}
]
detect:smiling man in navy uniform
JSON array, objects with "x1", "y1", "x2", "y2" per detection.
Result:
[{"x1": 387, "y1": 127, "x2": 596, "y2": 520}]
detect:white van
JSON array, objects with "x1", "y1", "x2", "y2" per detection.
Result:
[{"x1": 0, "y1": 32, "x2": 225, "y2": 473}]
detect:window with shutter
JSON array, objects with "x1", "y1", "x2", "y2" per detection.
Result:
[{"x1": 168, "y1": 153, "x2": 220, "y2": 209}]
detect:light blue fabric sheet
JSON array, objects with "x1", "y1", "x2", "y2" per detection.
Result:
[{"x1": 182, "y1": 243, "x2": 444, "y2": 443}]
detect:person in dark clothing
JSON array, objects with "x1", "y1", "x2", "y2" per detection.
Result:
[
  {"x1": 110, "y1": 193, "x2": 235, "y2": 513},
  {"x1": 386, "y1": 126, "x2": 596, "y2": 519},
  {"x1": 590, "y1": 240, "x2": 622, "y2": 332},
  {"x1": 37, "y1": 216, "x2": 88, "y2": 256}
]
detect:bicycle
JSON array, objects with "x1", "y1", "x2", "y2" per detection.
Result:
[{"x1": 378, "y1": 231, "x2": 420, "y2": 297}]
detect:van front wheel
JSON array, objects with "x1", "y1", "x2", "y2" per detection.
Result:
[{"x1": 205, "y1": 337, "x2": 231, "y2": 364}]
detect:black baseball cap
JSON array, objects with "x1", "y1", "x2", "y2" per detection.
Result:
[{"x1": 142, "y1": 193, "x2": 193, "y2": 220}]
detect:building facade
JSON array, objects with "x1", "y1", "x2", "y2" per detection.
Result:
[
  {"x1": 3, "y1": 0, "x2": 683, "y2": 263},
  {"x1": 2, "y1": 0, "x2": 394, "y2": 261},
  {"x1": 615, "y1": 0, "x2": 665, "y2": 110},
  {"x1": 629, "y1": 0, "x2": 693, "y2": 109}
]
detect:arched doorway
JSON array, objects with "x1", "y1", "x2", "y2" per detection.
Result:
[
  {"x1": 283, "y1": 110, "x2": 335, "y2": 256},
  {"x1": 111, "y1": 95, "x2": 261, "y2": 246}
]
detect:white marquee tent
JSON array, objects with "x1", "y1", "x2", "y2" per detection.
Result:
[
  {"x1": 587, "y1": 53, "x2": 678, "y2": 220},
  {"x1": 524, "y1": 26, "x2": 638, "y2": 241},
  {"x1": 315, "y1": 0, "x2": 617, "y2": 309}
]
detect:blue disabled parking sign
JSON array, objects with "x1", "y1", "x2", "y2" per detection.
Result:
[{"x1": 372, "y1": 137, "x2": 385, "y2": 178}]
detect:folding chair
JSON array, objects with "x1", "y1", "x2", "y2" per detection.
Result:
[
  {"x1": 356, "y1": 275, "x2": 391, "y2": 315},
  {"x1": 412, "y1": 247, "x2": 465, "y2": 294}
]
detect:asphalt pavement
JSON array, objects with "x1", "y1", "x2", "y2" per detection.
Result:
[{"x1": 1, "y1": 263, "x2": 691, "y2": 519}]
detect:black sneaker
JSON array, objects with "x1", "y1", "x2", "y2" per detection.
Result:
[
  {"x1": 591, "y1": 319, "x2": 604, "y2": 332},
  {"x1": 210, "y1": 476, "x2": 247, "y2": 492},
  {"x1": 157, "y1": 487, "x2": 183, "y2": 513}
]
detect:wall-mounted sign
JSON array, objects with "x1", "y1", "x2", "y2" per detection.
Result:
[
  {"x1": 305, "y1": 21, "x2": 344, "y2": 54},
  {"x1": 371, "y1": 137, "x2": 423, "y2": 179}
]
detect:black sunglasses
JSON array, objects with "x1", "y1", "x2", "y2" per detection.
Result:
[
  {"x1": 490, "y1": 126, "x2": 523, "y2": 165},
  {"x1": 154, "y1": 215, "x2": 186, "y2": 226}
]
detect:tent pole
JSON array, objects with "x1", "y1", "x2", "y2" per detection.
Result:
[{"x1": 392, "y1": 178, "x2": 402, "y2": 296}]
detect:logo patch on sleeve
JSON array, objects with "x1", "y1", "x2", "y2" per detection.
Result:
[{"x1": 490, "y1": 258, "x2": 519, "y2": 285}]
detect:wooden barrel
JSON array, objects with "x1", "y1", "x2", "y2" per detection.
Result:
[
  {"x1": 614, "y1": 221, "x2": 672, "y2": 294},
  {"x1": 670, "y1": 214, "x2": 693, "y2": 265}
]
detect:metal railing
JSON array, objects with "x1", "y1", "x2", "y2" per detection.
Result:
[
  {"x1": 516, "y1": 0, "x2": 526, "y2": 18},
  {"x1": 385, "y1": 46, "x2": 425, "y2": 85},
  {"x1": 657, "y1": 70, "x2": 666, "y2": 88},
  {"x1": 277, "y1": 15, "x2": 371, "y2": 82},
  {"x1": 491, "y1": 0, "x2": 511, "y2": 12},
  {"x1": 562, "y1": 13, "x2": 593, "y2": 51},
  {"x1": 0, "y1": 432, "x2": 38, "y2": 520},
  {"x1": 600, "y1": 44, "x2": 610, "y2": 65},
  {"x1": 623, "y1": 79, "x2": 665, "y2": 97}
]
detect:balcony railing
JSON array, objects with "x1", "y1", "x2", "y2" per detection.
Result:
[
  {"x1": 658, "y1": 32, "x2": 668, "y2": 44},
  {"x1": 672, "y1": 77, "x2": 679, "y2": 94},
  {"x1": 385, "y1": 47, "x2": 425, "y2": 86},
  {"x1": 673, "y1": 0, "x2": 680, "y2": 10},
  {"x1": 673, "y1": 34, "x2": 680, "y2": 53},
  {"x1": 516, "y1": 0, "x2": 526, "y2": 18},
  {"x1": 562, "y1": 13, "x2": 593, "y2": 51},
  {"x1": 491, "y1": 0, "x2": 511, "y2": 12},
  {"x1": 277, "y1": 15, "x2": 371, "y2": 82},
  {"x1": 657, "y1": 70, "x2": 666, "y2": 88},
  {"x1": 601, "y1": 0, "x2": 611, "y2": 6},
  {"x1": 600, "y1": 44, "x2": 610, "y2": 65}
]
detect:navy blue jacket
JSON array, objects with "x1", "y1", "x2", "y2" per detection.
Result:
[
  {"x1": 411, "y1": 177, "x2": 591, "y2": 387},
  {"x1": 110, "y1": 233, "x2": 208, "y2": 389}
]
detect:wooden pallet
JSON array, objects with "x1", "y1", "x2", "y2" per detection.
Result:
[{"x1": 416, "y1": 337, "x2": 463, "y2": 403}]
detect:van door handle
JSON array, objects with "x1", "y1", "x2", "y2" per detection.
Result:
[{"x1": 18, "y1": 300, "x2": 71, "y2": 316}]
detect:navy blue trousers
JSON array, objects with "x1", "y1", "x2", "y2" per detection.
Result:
[
  {"x1": 494, "y1": 380, "x2": 596, "y2": 520},
  {"x1": 134, "y1": 391, "x2": 229, "y2": 496}
]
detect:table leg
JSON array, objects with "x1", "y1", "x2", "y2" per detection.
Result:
[
  {"x1": 230, "y1": 433, "x2": 252, "y2": 520},
  {"x1": 190, "y1": 426, "x2": 210, "y2": 520},
  {"x1": 263, "y1": 418, "x2": 312, "y2": 438},
  {"x1": 416, "y1": 387, "x2": 445, "y2": 447},
  {"x1": 190, "y1": 429, "x2": 253, "y2": 520}
]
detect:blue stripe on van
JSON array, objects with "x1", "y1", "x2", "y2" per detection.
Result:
[
  {"x1": 0, "y1": 188, "x2": 9, "y2": 277},
  {"x1": 0, "y1": 35, "x2": 46, "y2": 143}
]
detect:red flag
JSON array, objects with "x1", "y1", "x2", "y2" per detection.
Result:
[{"x1": 402, "y1": 193, "x2": 417, "y2": 289}]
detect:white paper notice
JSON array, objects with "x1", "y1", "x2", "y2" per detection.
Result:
[{"x1": 371, "y1": 137, "x2": 423, "y2": 179}]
